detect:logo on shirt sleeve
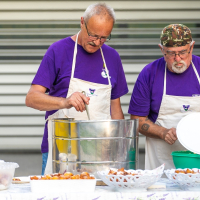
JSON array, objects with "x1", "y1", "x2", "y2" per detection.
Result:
[{"x1": 101, "y1": 64, "x2": 111, "y2": 78}]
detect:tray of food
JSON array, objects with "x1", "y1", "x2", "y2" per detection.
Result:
[
  {"x1": 12, "y1": 177, "x2": 30, "y2": 184},
  {"x1": 30, "y1": 172, "x2": 96, "y2": 193},
  {"x1": 97, "y1": 164, "x2": 164, "y2": 191},
  {"x1": 165, "y1": 168, "x2": 200, "y2": 190}
]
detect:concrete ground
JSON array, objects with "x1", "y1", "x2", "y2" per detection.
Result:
[{"x1": 1, "y1": 151, "x2": 145, "y2": 176}]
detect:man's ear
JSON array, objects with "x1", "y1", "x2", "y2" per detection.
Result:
[
  {"x1": 191, "y1": 41, "x2": 195, "y2": 51},
  {"x1": 80, "y1": 17, "x2": 84, "y2": 28},
  {"x1": 158, "y1": 44, "x2": 163, "y2": 51}
]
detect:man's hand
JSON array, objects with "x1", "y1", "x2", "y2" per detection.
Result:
[
  {"x1": 162, "y1": 128, "x2": 177, "y2": 145},
  {"x1": 26, "y1": 85, "x2": 90, "y2": 112},
  {"x1": 65, "y1": 92, "x2": 90, "y2": 112}
]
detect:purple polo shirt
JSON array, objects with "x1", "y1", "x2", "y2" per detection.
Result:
[
  {"x1": 32, "y1": 37, "x2": 128, "y2": 153},
  {"x1": 128, "y1": 55, "x2": 200, "y2": 123}
]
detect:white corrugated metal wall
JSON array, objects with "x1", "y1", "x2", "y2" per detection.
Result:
[{"x1": 0, "y1": 0, "x2": 200, "y2": 151}]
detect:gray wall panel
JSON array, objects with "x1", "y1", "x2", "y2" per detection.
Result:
[{"x1": 0, "y1": 0, "x2": 200, "y2": 150}]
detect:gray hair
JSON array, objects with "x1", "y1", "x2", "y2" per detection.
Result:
[{"x1": 83, "y1": 3, "x2": 116, "y2": 24}]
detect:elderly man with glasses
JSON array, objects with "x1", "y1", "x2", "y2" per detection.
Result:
[
  {"x1": 129, "y1": 24, "x2": 199, "y2": 170},
  {"x1": 25, "y1": 3, "x2": 128, "y2": 175}
]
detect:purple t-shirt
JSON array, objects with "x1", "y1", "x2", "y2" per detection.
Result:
[
  {"x1": 128, "y1": 55, "x2": 200, "y2": 123},
  {"x1": 32, "y1": 37, "x2": 128, "y2": 153}
]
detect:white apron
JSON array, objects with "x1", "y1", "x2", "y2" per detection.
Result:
[
  {"x1": 44, "y1": 32, "x2": 112, "y2": 174},
  {"x1": 145, "y1": 61, "x2": 200, "y2": 170}
]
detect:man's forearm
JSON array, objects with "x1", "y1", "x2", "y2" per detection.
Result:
[
  {"x1": 111, "y1": 98, "x2": 124, "y2": 119},
  {"x1": 140, "y1": 116, "x2": 167, "y2": 139},
  {"x1": 26, "y1": 91, "x2": 66, "y2": 111},
  {"x1": 111, "y1": 110, "x2": 124, "y2": 119},
  {"x1": 131, "y1": 115, "x2": 167, "y2": 140}
]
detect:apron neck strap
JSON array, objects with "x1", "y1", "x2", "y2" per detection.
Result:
[
  {"x1": 71, "y1": 31, "x2": 80, "y2": 78},
  {"x1": 164, "y1": 63, "x2": 167, "y2": 95},
  {"x1": 71, "y1": 32, "x2": 111, "y2": 86},
  {"x1": 100, "y1": 47, "x2": 111, "y2": 86},
  {"x1": 191, "y1": 61, "x2": 200, "y2": 85},
  {"x1": 164, "y1": 60, "x2": 200, "y2": 95}
]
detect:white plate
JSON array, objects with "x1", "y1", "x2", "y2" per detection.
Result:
[
  {"x1": 177, "y1": 113, "x2": 200, "y2": 154},
  {"x1": 12, "y1": 176, "x2": 30, "y2": 184}
]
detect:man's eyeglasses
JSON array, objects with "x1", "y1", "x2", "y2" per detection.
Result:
[
  {"x1": 84, "y1": 21, "x2": 111, "y2": 43},
  {"x1": 164, "y1": 46, "x2": 192, "y2": 59}
]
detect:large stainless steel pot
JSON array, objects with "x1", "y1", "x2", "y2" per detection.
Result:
[{"x1": 52, "y1": 119, "x2": 139, "y2": 179}]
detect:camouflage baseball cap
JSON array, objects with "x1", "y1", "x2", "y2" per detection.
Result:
[{"x1": 160, "y1": 24, "x2": 192, "y2": 47}]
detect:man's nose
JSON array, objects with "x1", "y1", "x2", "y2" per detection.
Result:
[
  {"x1": 93, "y1": 38, "x2": 101, "y2": 46},
  {"x1": 174, "y1": 54, "x2": 182, "y2": 62}
]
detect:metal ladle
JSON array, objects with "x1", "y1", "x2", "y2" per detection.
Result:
[{"x1": 82, "y1": 91, "x2": 90, "y2": 120}]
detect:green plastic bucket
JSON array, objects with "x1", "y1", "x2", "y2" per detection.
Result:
[{"x1": 171, "y1": 151, "x2": 200, "y2": 169}]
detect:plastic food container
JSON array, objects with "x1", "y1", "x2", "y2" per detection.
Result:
[
  {"x1": 171, "y1": 151, "x2": 200, "y2": 169},
  {"x1": 0, "y1": 162, "x2": 19, "y2": 190},
  {"x1": 30, "y1": 178, "x2": 96, "y2": 193}
]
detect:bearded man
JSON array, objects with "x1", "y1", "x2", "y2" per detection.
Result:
[{"x1": 128, "y1": 24, "x2": 200, "y2": 170}]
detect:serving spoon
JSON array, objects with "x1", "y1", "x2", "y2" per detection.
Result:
[{"x1": 82, "y1": 91, "x2": 90, "y2": 120}]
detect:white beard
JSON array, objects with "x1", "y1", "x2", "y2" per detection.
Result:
[{"x1": 172, "y1": 60, "x2": 187, "y2": 74}]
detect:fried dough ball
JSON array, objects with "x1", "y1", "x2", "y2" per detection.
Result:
[
  {"x1": 12, "y1": 178, "x2": 21, "y2": 181},
  {"x1": 80, "y1": 172, "x2": 90, "y2": 179},
  {"x1": 131, "y1": 173, "x2": 138, "y2": 176},
  {"x1": 44, "y1": 174, "x2": 52, "y2": 180},
  {"x1": 51, "y1": 176, "x2": 59, "y2": 180},
  {"x1": 30, "y1": 176, "x2": 39, "y2": 180},
  {"x1": 186, "y1": 169, "x2": 193, "y2": 174},
  {"x1": 80, "y1": 172, "x2": 89, "y2": 176},
  {"x1": 59, "y1": 175, "x2": 66, "y2": 179},
  {"x1": 108, "y1": 169, "x2": 117, "y2": 175},
  {"x1": 40, "y1": 176, "x2": 47, "y2": 180},
  {"x1": 64, "y1": 172, "x2": 73, "y2": 176},
  {"x1": 118, "y1": 167, "x2": 124, "y2": 172},
  {"x1": 175, "y1": 169, "x2": 185, "y2": 174},
  {"x1": 71, "y1": 175, "x2": 80, "y2": 179}
]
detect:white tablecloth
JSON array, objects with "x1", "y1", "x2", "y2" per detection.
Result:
[{"x1": 1, "y1": 178, "x2": 200, "y2": 200}]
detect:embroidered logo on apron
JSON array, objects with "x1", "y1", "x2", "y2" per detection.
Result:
[
  {"x1": 87, "y1": 88, "x2": 98, "y2": 97},
  {"x1": 181, "y1": 105, "x2": 191, "y2": 112}
]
